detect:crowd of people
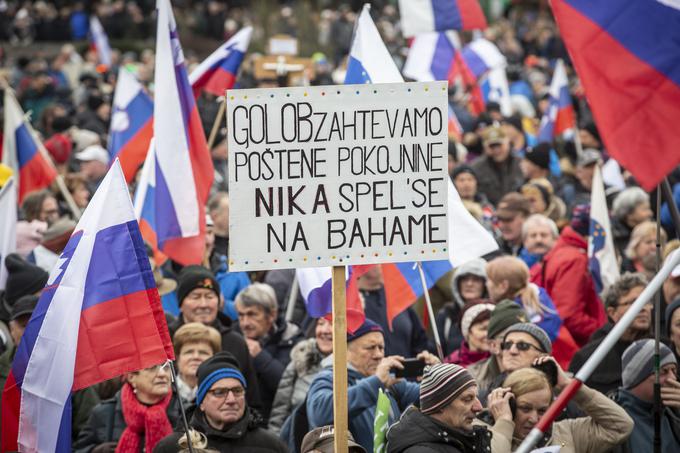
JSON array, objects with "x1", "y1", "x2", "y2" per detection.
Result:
[{"x1": 2, "y1": 1, "x2": 680, "y2": 453}]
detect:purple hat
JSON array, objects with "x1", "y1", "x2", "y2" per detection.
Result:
[{"x1": 347, "y1": 319, "x2": 383, "y2": 342}]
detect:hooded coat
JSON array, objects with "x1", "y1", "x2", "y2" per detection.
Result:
[
  {"x1": 435, "y1": 259, "x2": 488, "y2": 355},
  {"x1": 386, "y1": 405, "x2": 492, "y2": 453},
  {"x1": 530, "y1": 226, "x2": 606, "y2": 346}
]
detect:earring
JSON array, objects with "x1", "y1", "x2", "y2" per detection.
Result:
[{"x1": 132, "y1": 386, "x2": 137, "y2": 394}]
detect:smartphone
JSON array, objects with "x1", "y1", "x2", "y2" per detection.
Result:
[
  {"x1": 532, "y1": 360, "x2": 558, "y2": 388},
  {"x1": 509, "y1": 395, "x2": 517, "y2": 418},
  {"x1": 393, "y1": 358, "x2": 426, "y2": 378}
]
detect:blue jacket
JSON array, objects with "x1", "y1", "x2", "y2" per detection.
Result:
[
  {"x1": 515, "y1": 284, "x2": 562, "y2": 342},
  {"x1": 306, "y1": 356, "x2": 420, "y2": 452},
  {"x1": 214, "y1": 255, "x2": 251, "y2": 320}
]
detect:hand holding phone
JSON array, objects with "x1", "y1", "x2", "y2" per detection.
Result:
[{"x1": 392, "y1": 358, "x2": 426, "y2": 378}]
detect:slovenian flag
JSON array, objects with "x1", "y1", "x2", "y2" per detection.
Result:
[
  {"x1": 551, "y1": 0, "x2": 680, "y2": 190},
  {"x1": 2, "y1": 89, "x2": 57, "y2": 202},
  {"x1": 133, "y1": 139, "x2": 166, "y2": 265},
  {"x1": 89, "y1": 15, "x2": 112, "y2": 68},
  {"x1": 108, "y1": 68, "x2": 154, "y2": 182},
  {"x1": 1, "y1": 160, "x2": 174, "y2": 452},
  {"x1": 537, "y1": 59, "x2": 575, "y2": 142},
  {"x1": 588, "y1": 165, "x2": 620, "y2": 294},
  {"x1": 459, "y1": 38, "x2": 506, "y2": 80},
  {"x1": 151, "y1": 0, "x2": 214, "y2": 265},
  {"x1": 189, "y1": 26, "x2": 252, "y2": 97},
  {"x1": 403, "y1": 32, "x2": 459, "y2": 82},
  {"x1": 398, "y1": 0, "x2": 487, "y2": 38}
]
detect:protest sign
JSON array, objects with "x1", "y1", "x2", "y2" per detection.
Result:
[{"x1": 227, "y1": 81, "x2": 449, "y2": 271}]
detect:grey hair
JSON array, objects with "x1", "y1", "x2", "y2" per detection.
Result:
[
  {"x1": 603, "y1": 272, "x2": 649, "y2": 309},
  {"x1": 235, "y1": 283, "x2": 278, "y2": 314},
  {"x1": 521, "y1": 214, "x2": 558, "y2": 240},
  {"x1": 612, "y1": 187, "x2": 649, "y2": 221}
]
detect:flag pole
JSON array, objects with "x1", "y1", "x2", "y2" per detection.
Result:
[
  {"x1": 660, "y1": 179, "x2": 680, "y2": 237},
  {"x1": 331, "y1": 265, "x2": 348, "y2": 453},
  {"x1": 515, "y1": 247, "x2": 680, "y2": 453},
  {"x1": 416, "y1": 262, "x2": 444, "y2": 360},
  {"x1": 285, "y1": 275, "x2": 299, "y2": 323},
  {"x1": 168, "y1": 360, "x2": 196, "y2": 453},
  {"x1": 654, "y1": 188, "x2": 662, "y2": 453},
  {"x1": 206, "y1": 96, "x2": 227, "y2": 151}
]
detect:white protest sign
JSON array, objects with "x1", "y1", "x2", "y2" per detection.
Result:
[{"x1": 227, "y1": 81, "x2": 449, "y2": 271}]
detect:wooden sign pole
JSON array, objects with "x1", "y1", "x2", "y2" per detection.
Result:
[{"x1": 331, "y1": 265, "x2": 348, "y2": 453}]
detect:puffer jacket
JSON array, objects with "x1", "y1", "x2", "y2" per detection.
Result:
[
  {"x1": 436, "y1": 258, "x2": 488, "y2": 355},
  {"x1": 488, "y1": 384, "x2": 633, "y2": 453},
  {"x1": 268, "y1": 338, "x2": 327, "y2": 434},
  {"x1": 306, "y1": 355, "x2": 420, "y2": 452},
  {"x1": 153, "y1": 407, "x2": 288, "y2": 453},
  {"x1": 387, "y1": 405, "x2": 492, "y2": 453}
]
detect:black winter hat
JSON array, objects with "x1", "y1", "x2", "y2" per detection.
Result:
[
  {"x1": 196, "y1": 351, "x2": 247, "y2": 405},
  {"x1": 176, "y1": 265, "x2": 220, "y2": 306},
  {"x1": 451, "y1": 165, "x2": 477, "y2": 181},
  {"x1": 3, "y1": 254, "x2": 49, "y2": 306},
  {"x1": 11, "y1": 295, "x2": 39, "y2": 321},
  {"x1": 524, "y1": 143, "x2": 552, "y2": 170}
]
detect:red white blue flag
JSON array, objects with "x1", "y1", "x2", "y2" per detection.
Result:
[
  {"x1": 403, "y1": 32, "x2": 459, "y2": 83},
  {"x1": 2, "y1": 90, "x2": 57, "y2": 202},
  {"x1": 537, "y1": 59, "x2": 575, "y2": 142},
  {"x1": 189, "y1": 26, "x2": 252, "y2": 97},
  {"x1": 152, "y1": 0, "x2": 214, "y2": 265},
  {"x1": 1, "y1": 161, "x2": 174, "y2": 452},
  {"x1": 108, "y1": 69, "x2": 154, "y2": 182},
  {"x1": 399, "y1": 0, "x2": 487, "y2": 38},
  {"x1": 89, "y1": 16, "x2": 112, "y2": 68},
  {"x1": 551, "y1": 0, "x2": 680, "y2": 190}
]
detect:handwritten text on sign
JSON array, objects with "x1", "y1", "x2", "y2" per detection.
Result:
[{"x1": 227, "y1": 82, "x2": 449, "y2": 271}]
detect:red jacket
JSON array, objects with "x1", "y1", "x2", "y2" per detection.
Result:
[{"x1": 530, "y1": 226, "x2": 606, "y2": 347}]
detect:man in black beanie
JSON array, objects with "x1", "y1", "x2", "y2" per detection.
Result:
[
  {"x1": 154, "y1": 352, "x2": 287, "y2": 453},
  {"x1": 167, "y1": 265, "x2": 262, "y2": 413},
  {"x1": 520, "y1": 143, "x2": 552, "y2": 182}
]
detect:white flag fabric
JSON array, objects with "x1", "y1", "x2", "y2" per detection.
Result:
[
  {"x1": 0, "y1": 178, "x2": 17, "y2": 290},
  {"x1": 588, "y1": 165, "x2": 620, "y2": 294}
]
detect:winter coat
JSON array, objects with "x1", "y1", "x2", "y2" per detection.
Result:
[
  {"x1": 611, "y1": 218, "x2": 633, "y2": 259},
  {"x1": 436, "y1": 259, "x2": 488, "y2": 355},
  {"x1": 444, "y1": 341, "x2": 489, "y2": 368},
  {"x1": 74, "y1": 390, "x2": 180, "y2": 453},
  {"x1": 569, "y1": 323, "x2": 650, "y2": 395},
  {"x1": 530, "y1": 226, "x2": 606, "y2": 346},
  {"x1": 386, "y1": 405, "x2": 492, "y2": 453},
  {"x1": 306, "y1": 355, "x2": 420, "y2": 452},
  {"x1": 268, "y1": 338, "x2": 327, "y2": 434},
  {"x1": 362, "y1": 287, "x2": 430, "y2": 358},
  {"x1": 466, "y1": 356, "x2": 502, "y2": 395},
  {"x1": 251, "y1": 317, "x2": 303, "y2": 421},
  {"x1": 168, "y1": 312, "x2": 262, "y2": 412},
  {"x1": 611, "y1": 388, "x2": 680, "y2": 453},
  {"x1": 470, "y1": 153, "x2": 524, "y2": 206},
  {"x1": 153, "y1": 407, "x2": 288, "y2": 453},
  {"x1": 488, "y1": 384, "x2": 633, "y2": 453}
]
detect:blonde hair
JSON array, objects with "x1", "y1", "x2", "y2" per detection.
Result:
[
  {"x1": 625, "y1": 220, "x2": 667, "y2": 260},
  {"x1": 486, "y1": 256, "x2": 546, "y2": 316},
  {"x1": 173, "y1": 322, "x2": 222, "y2": 357},
  {"x1": 178, "y1": 429, "x2": 219, "y2": 453},
  {"x1": 502, "y1": 367, "x2": 552, "y2": 399}
]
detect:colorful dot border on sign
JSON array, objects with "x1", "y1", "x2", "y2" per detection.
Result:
[{"x1": 228, "y1": 85, "x2": 440, "y2": 103}]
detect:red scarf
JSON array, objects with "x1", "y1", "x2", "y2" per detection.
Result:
[{"x1": 115, "y1": 383, "x2": 173, "y2": 453}]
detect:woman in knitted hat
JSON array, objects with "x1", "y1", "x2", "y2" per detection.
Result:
[
  {"x1": 486, "y1": 358, "x2": 633, "y2": 453},
  {"x1": 444, "y1": 300, "x2": 495, "y2": 367}
]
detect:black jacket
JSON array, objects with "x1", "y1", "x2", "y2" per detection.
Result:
[
  {"x1": 168, "y1": 312, "x2": 262, "y2": 412},
  {"x1": 250, "y1": 317, "x2": 303, "y2": 421},
  {"x1": 73, "y1": 391, "x2": 181, "y2": 453},
  {"x1": 153, "y1": 407, "x2": 288, "y2": 453},
  {"x1": 386, "y1": 406, "x2": 492, "y2": 453}
]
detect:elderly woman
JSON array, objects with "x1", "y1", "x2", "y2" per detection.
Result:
[
  {"x1": 486, "y1": 357, "x2": 634, "y2": 453},
  {"x1": 74, "y1": 363, "x2": 179, "y2": 453},
  {"x1": 612, "y1": 187, "x2": 653, "y2": 256},
  {"x1": 268, "y1": 317, "x2": 333, "y2": 434},
  {"x1": 173, "y1": 322, "x2": 222, "y2": 405},
  {"x1": 520, "y1": 178, "x2": 567, "y2": 225},
  {"x1": 444, "y1": 300, "x2": 495, "y2": 367},
  {"x1": 621, "y1": 220, "x2": 667, "y2": 280},
  {"x1": 435, "y1": 257, "x2": 489, "y2": 355}
]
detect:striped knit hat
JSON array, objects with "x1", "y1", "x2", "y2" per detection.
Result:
[
  {"x1": 420, "y1": 363, "x2": 476, "y2": 415},
  {"x1": 622, "y1": 339, "x2": 677, "y2": 389}
]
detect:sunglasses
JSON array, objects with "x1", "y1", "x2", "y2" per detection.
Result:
[{"x1": 500, "y1": 340, "x2": 543, "y2": 353}]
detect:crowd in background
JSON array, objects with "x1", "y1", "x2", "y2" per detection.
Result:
[{"x1": 1, "y1": 1, "x2": 680, "y2": 453}]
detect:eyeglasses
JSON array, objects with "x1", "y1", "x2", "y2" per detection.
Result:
[
  {"x1": 207, "y1": 386, "x2": 245, "y2": 400},
  {"x1": 500, "y1": 340, "x2": 543, "y2": 353}
]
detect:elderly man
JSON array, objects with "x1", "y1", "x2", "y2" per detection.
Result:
[
  {"x1": 168, "y1": 266, "x2": 261, "y2": 411},
  {"x1": 570, "y1": 273, "x2": 651, "y2": 394},
  {"x1": 154, "y1": 352, "x2": 287, "y2": 453},
  {"x1": 471, "y1": 124, "x2": 524, "y2": 206},
  {"x1": 612, "y1": 340, "x2": 680, "y2": 453},
  {"x1": 386, "y1": 363, "x2": 491, "y2": 453},
  {"x1": 235, "y1": 282, "x2": 303, "y2": 421},
  {"x1": 307, "y1": 319, "x2": 439, "y2": 451},
  {"x1": 520, "y1": 214, "x2": 559, "y2": 269}
]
